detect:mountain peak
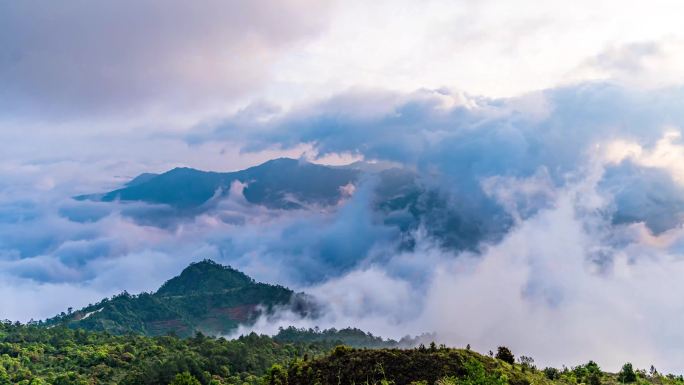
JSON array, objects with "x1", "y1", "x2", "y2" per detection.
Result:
[
  {"x1": 155, "y1": 259, "x2": 254, "y2": 296},
  {"x1": 248, "y1": 157, "x2": 307, "y2": 170},
  {"x1": 125, "y1": 172, "x2": 159, "y2": 187}
]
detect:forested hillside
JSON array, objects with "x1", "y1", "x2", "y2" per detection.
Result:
[
  {"x1": 0, "y1": 321, "x2": 330, "y2": 384},
  {"x1": 44, "y1": 260, "x2": 312, "y2": 337},
  {"x1": 0, "y1": 322, "x2": 407, "y2": 384},
  {"x1": 273, "y1": 345, "x2": 684, "y2": 385},
  {"x1": 2, "y1": 321, "x2": 682, "y2": 385}
]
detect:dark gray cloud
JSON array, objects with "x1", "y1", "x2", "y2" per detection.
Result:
[{"x1": 0, "y1": 0, "x2": 331, "y2": 119}]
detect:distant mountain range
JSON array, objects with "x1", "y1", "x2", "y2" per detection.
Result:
[
  {"x1": 46, "y1": 260, "x2": 316, "y2": 337},
  {"x1": 77, "y1": 158, "x2": 359, "y2": 210},
  {"x1": 76, "y1": 158, "x2": 511, "y2": 251}
]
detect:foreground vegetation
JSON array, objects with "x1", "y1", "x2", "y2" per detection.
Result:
[
  {"x1": 2, "y1": 322, "x2": 684, "y2": 385},
  {"x1": 0, "y1": 322, "x2": 408, "y2": 385},
  {"x1": 269, "y1": 345, "x2": 684, "y2": 385}
]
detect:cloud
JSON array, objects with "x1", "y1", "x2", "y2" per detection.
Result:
[
  {"x1": 578, "y1": 40, "x2": 684, "y2": 89},
  {"x1": 4, "y1": 0, "x2": 684, "y2": 125},
  {"x1": 206, "y1": 83, "x2": 684, "y2": 236},
  {"x1": 0, "y1": 0, "x2": 331, "y2": 119},
  {"x1": 239, "y1": 165, "x2": 684, "y2": 372},
  {"x1": 201, "y1": 83, "x2": 684, "y2": 372},
  {"x1": 413, "y1": 171, "x2": 684, "y2": 372},
  {"x1": 604, "y1": 130, "x2": 684, "y2": 185},
  {"x1": 264, "y1": 0, "x2": 684, "y2": 102}
]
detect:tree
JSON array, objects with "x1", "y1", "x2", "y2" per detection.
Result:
[
  {"x1": 650, "y1": 365, "x2": 658, "y2": 377},
  {"x1": 266, "y1": 364, "x2": 288, "y2": 385},
  {"x1": 0, "y1": 366, "x2": 11, "y2": 385},
  {"x1": 618, "y1": 363, "x2": 637, "y2": 383},
  {"x1": 518, "y1": 356, "x2": 535, "y2": 372},
  {"x1": 543, "y1": 367, "x2": 560, "y2": 380},
  {"x1": 495, "y1": 346, "x2": 514, "y2": 364},
  {"x1": 585, "y1": 361, "x2": 602, "y2": 385},
  {"x1": 169, "y1": 372, "x2": 201, "y2": 385}
]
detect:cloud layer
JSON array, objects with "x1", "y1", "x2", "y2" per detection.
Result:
[{"x1": 0, "y1": 0, "x2": 330, "y2": 119}]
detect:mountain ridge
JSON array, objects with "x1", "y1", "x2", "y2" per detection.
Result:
[
  {"x1": 75, "y1": 157, "x2": 513, "y2": 252},
  {"x1": 76, "y1": 158, "x2": 360, "y2": 210}
]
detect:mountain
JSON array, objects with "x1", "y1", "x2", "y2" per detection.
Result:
[
  {"x1": 77, "y1": 158, "x2": 359, "y2": 210},
  {"x1": 46, "y1": 260, "x2": 315, "y2": 337},
  {"x1": 76, "y1": 157, "x2": 513, "y2": 251}
]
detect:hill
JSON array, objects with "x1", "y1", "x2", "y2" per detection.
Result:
[{"x1": 45, "y1": 260, "x2": 313, "y2": 337}]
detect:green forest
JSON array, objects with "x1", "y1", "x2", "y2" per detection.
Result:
[
  {"x1": 2, "y1": 321, "x2": 683, "y2": 385},
  {"x1": 0, "y1": 322, "x2": 352, "y2": 385},
  {"x1": 43, "y1": 261, "x2": 311, "y2": 337}
]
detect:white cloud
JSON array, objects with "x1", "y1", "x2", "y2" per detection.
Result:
[
  {"x1": 268, "y1": 0, "x2": 684, "y2": 103},
  {"x1": 577, "y1": 39, "x2": 684, "y2": 89},
  {"x1": 604, "y1": 130, "x2": 684, "y2": 185}
]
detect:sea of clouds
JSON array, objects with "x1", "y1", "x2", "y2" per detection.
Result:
[{"x1": 2, "y1": 82, "x2": 684, "y2": 371}]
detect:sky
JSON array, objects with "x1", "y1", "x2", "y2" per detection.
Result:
[{"x1": 3, "y1": 0, "x2": 684, "y2": 373}]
